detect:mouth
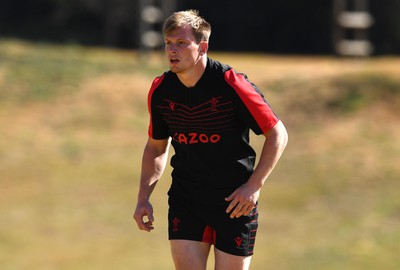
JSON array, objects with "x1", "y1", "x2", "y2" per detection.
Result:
[{"x1": 170, "y1": 57, "x2": 180, "y2": 64}]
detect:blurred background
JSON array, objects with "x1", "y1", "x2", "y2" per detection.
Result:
[
  {"x1": 1, "y1": 0, "x2": 400, "y2": 55},
  {"x1": 1, "y1": 1, "x2": 400, "y2": 270}
]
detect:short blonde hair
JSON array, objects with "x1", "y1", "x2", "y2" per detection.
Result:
[{"x1": 163, "y1": 10, "x2": 211, "y2": 44}]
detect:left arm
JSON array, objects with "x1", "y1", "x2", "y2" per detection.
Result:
[{"x1": 225, "y1": 120, "x2": 288, "y2": 218}]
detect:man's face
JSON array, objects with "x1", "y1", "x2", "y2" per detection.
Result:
[{"x1": 164, "y1": 26, "x2": 204, "y2": 74}]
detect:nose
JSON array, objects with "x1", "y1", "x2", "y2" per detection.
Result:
[{"x1": 166, "y1": 44, "x2": 177, "y2": 54}]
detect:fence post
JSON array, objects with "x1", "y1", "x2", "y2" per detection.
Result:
[
  {"x1": 139, "y1": 0, "x2": 176, "y2": 53},
  {"x1": 333, "y1": 0, "x2": 374, "y2": 56}
]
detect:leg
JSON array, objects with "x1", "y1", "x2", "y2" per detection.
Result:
[
  {"x1": 214, "y1": 248, "x2": 252, "y2": 270},
  {"x1": 170, "y1": 239, "x2": 211, "y2": 270}
]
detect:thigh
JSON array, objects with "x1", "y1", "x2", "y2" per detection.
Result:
[
  {"x1": 213, "y1": 206, "x2": 259, "y2": 257},
  {"x1": 168, "y1": 197, "x2": 208, "y2": 241},
  {"x1": 170, "y1": 240, "x2": 211, "y2": 270},
  {"x1": 214, "y1": 248, "x2": 252, "y2": 270}
]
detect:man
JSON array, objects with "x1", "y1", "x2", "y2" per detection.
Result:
[{"x1": 133, "y1": 10, "x2": 288, "y2": 270}]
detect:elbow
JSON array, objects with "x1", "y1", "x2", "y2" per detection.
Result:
[
  {"x1": 265, "y1": 120, "x2": 288, "y2": 150},
  {"x1": 276, "y1": 126, "x2": 288, "y2": 154},
  {"x1": 281, "y1": 123, "x2": 288, "y2": 148}
]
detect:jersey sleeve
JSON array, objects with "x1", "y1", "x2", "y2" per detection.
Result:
[
  {"x1": 147, "y1": 74, "x2": 170, "y2": 139},
  {"x1": 224, "y1": 69, "x2": 279, "y2": 135}
]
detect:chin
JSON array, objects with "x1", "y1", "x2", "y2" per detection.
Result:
[{"x1": 169, "y1": 66, "x2": 181, "y2": 73}]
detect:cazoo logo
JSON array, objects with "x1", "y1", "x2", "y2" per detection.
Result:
[{"x1": 172, "y1": 132, "x2": 221, "y2": 144}]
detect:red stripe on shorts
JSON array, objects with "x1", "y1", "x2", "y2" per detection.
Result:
[{"x1": 202, "y1": 225, "x2": 216, "y2": 245}]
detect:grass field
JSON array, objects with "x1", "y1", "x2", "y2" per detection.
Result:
[{"x1": 1, "y1": 39, "x2": 400, "y2": 270}]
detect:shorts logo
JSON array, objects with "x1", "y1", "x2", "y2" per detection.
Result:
[
  {"x1": 234, "y1": 236, "x2": 243, "y2": 248},
  {"x1": 172, "y1": 216, "x2": 181, "y2": 232}
]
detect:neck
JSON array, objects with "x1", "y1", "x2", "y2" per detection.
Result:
[{"x1": 177, "y1": 55, "x2": 207, "y2": 88}]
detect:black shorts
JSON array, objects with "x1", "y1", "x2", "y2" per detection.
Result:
[{"x1": 168, "y1": 196, "x2": 258, "y2": 257}]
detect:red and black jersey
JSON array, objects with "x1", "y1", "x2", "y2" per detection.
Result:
[{"x1": 148, "y1": 58, "x2": 279, "y2": 204}]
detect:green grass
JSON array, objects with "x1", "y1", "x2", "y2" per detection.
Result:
[{"x1": 1, "y1": 38, "x2": 400, "y2": 269}]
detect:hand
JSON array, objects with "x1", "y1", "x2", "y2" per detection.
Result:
[
  {"x1": 225, "y1": 184, "x2": 259, "y2": 219},
  {"x1": 133, "y1": 200, "x2": 155, "y2": 232}
]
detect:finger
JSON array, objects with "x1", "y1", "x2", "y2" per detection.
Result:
[
  {"x1": 133, "y1": 212, "x2": 153, "y2": 231},
  {"x1": 135, "y1": 217, "x2": 147, "y2": 231},
  {"x1": 224, "y1": 190, "x2": 237, "y2": 202},
  {"x1": 133, "y1": 213, "x2": 143, "y2": 228},
  {"x1": 144, "y1": 220, "x2": 155, "y2": 231},
  {"x1": 139, "y1": 219, "x2": 154, "y2": 232},
  {"x1": 142, "y1": 212, "x2": 155, "y2": 230},
  {"x1": 225, "y1": 199, "x2": 239, "y2": 214},
  {"x1": 147, "y1": 212, "x2": 154, "y2": 223},
  {"x1": 233, "y1": 203, "x2": 255, "y2": 218},
  {"x1": 235, "y1": 205, "x2": 249, "y2": 218},
  {"x1": 230, "y1": 203, "x2": 244, "y2": 218},
  {"x1": 243, "y1": 205, "x2": 254, "y2": 216}
]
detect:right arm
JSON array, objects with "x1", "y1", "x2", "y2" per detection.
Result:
[{"x1": 133, "y1": 137, "x2": 171, "y2": 232}]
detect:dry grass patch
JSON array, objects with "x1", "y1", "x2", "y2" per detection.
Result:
[{"x1": 1, "y1": 40, "x2": 400, "y2": 269}]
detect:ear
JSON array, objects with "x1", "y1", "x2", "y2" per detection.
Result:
[{"x1": 198, "y1": 42, "x2": 209, "y2": 55}]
